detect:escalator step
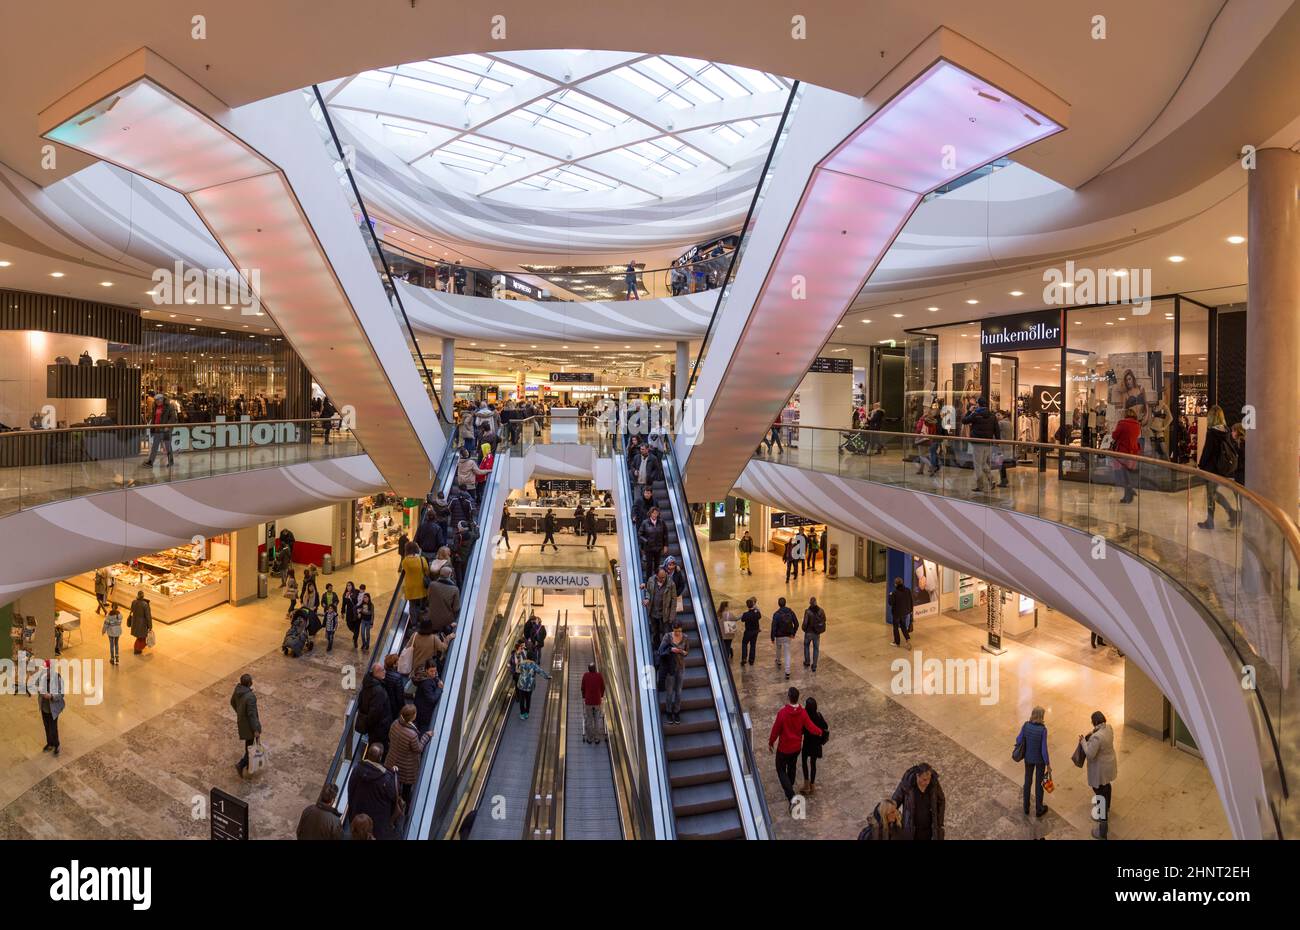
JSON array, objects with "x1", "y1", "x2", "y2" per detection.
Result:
[
  {"x1": 683, "y1": 669, "x2": 710, "y2": 690},
  {"x1": 676, "y1": 807, "x2": 744, "y2": 841},
  {"x1": 664, "y1": 728, "x2": 723, "y2": 761},
  {"x1": 667, "y1": 753, "x2": 730, "y2": 787},
  {"x1": 674, "y1": 686, "x2": 714, "y2": 711},
  {"x1": 657, "y1": 706, "x2": 718, "y2": 733},
  {"x1": 672, "y1": 780, "x2": 738, "y2": 817}
]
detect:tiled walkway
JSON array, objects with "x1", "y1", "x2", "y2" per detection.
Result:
[
  {"x1": 0, "y1": 551, "x2": 398, "y2": 839},
  {"x1": 699, "y1": 527, "x2": 1231, "y2": 840}
]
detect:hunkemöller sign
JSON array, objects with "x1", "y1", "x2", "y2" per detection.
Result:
[{"x1": 979, "y1": 309, "x2": 1063, "y2": 352}]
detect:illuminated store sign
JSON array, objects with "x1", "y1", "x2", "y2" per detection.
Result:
[
  {"x1": 980, "y1": 309, "x2": 1063, "y2": 352},
  {"x1": 169, "y1": 415, "x2": 299, "y2": 451}
]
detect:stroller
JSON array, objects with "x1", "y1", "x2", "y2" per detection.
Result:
[
  {"x1": 281, "y1": 610, "x2": 316, "y2": 657},
  {"x1": 840, "y1": 430, "x2": 870, "y2": 455}
]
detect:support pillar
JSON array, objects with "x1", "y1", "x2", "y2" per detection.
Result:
[
  {"x1": 675, "y1": 341, "x2": 690, "y2": 403},
  {"x1": 1245, "y1": 148, "x2": 1300, "y2": 518},
  {"x1": 440, "y1": 338, "x2": 455, "y2": 423}
]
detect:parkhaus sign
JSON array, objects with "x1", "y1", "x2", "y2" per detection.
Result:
[{"x1": 979, "y1": 309, "x2": 1063, "y2": 352}]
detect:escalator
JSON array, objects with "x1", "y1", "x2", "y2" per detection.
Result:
[{"x1": 617, "y1": 437, "x2": 772, "y2": 839}]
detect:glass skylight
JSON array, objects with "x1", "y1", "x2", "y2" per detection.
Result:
[{"x1": 332, "y1": 50, "x2": 789, "y2": 203}]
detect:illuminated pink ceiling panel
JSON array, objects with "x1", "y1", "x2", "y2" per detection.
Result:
[
  {"x1": 683, "y1": 56, "x2": 1064, "y2": 501},
  {"x1": 45, "y1": 80, "x2": 271, "y2": 194},
  {"x1": 41, "y1": 75, "x2": 438, "y2": 494}
]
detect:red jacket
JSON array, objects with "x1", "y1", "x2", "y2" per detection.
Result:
[
  {"x1": 769, "y1": 703, "x2": 822, "y2": 754},
  {"x1": 1111, "y1": 416, "x2": 1141, "y2": 455},
  {"x1": 581, "y1": 671, "x2": 605, "y2": 707}
]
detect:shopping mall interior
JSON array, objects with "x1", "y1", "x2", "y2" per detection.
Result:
[{"x1": 0, "y1": 2, "x2": 1296, "y2": 876}]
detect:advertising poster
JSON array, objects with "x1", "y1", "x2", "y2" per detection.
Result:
[
  {"x1": 1106, "y1": 351, "x2": 1162, "y2": 439},
  {"x1": 912, "y1": 557, "x2": 939, "y2": 619}
]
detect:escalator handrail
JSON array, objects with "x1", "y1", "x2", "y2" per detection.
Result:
[
  {"x1": 661, "y1": 436, "x2": 772, "y2": 838},
  {"x1": 684, "y1": 81, "x2": 801, "y2": 400},
  {"x1": 613, "y1": 449, "x2": 677, "y2": 838},
  {"x1": 310, "y1": 84, "x2": 446, "y2": 425},
  {"x1": 404, "y1": 448, "x2": 509, "y2": 837}
]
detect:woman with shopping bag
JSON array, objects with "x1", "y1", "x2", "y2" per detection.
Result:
[{"x1": 128, "y1": 591, "x2": 153, "y2": 655}]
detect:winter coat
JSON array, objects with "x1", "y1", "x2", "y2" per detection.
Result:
[
  {"x1": 770, "y1": 606, "x2": 798, "y2": 640},
  {"x1": 891, "y1": 765, "x2": 946, "y2": 840},
  {"x1": 230, "y1": 683, "x2": 260, "y2": 741},
  {"x1": 802, "y1": 709, "x2": 829, "y2": 759},
  {"x1": 346, "y1": 761, "x2": 401, "y2": 841},
  {"x1": 638, "y1": 516, "x2": 668, "y2": 552},
  {"x1": 414, "y1": 516, "x2": 446, "y2": 554},
  {"x1": 1111, "y1": 416, "x2": 1142, "y2": 456},
  {"x1": 769, "y1": 703, "x2": 821, "y2": 755},
  {"x1": 1015, "y1": 720, "x2": 1051, "y2": 766},
  {"x1": 386, "y1": 718, "x2": 432, "y2": 785},
  {"x1": 296, "y1": 802, "x2": 343, "y2": 840},
  {"x1": 356, "y1": 672, "x2": 393, "y2": 746},
  {"x1": 414, "y1": 676, "x2": 442, "y2": 733},
  {"x1": 644, "y1": 579, "x2": 677, "y2": 622},
  {"x1": 802, "y1": 606, "x2": 827, "y2": 635},
  {"x1": 102, "y1": 611, "x2": 123, "y2": 638},
  {"x1": 888, "y1": 586, "x2": 914, "y2": 619},
  {"x1": 1082, "y1": 722, "x2": 1118, "y2": 787},
  {"x1": 962, "y1": 405, "x2": 997, "y2": 439},
  {"x1": 128, "y1": 598, "x2": 153, "y2": 639}
]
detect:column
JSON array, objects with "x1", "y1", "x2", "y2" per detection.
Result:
[
  {"x1": 1245, "y1": 148, "x2": 1300, "y2": 518},
  {"x1": 229, "y1": 526, "x2": 260, "y2": 604},
  {"x1": 440, "y1": 337, "x2": 455, "y2": 423},
  {"x1": 675, "y1": 341, "x2": 690, "y2": 403}
]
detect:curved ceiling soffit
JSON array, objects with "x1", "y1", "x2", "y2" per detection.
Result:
[{"x1": 735, "y1": 462, "x2": 1273, "y2": 838}]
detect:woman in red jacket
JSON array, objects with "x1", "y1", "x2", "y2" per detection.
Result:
[{"x1": 1111, "y1": 404, "x2": 1142, "y2": 504}]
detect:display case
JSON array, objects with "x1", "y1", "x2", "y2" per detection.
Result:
[{"x1": 71, "y1": 544, "x2": 230, "y2": 623}]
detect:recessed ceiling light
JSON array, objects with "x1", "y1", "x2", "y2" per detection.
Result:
[
  {"x1": 1226, "y1": 235, "x2": 1245, "y2": 245},
  {"x1": 0, "y1": 261, "x2": 11, "y2": 267},
  {"x1": 1117, "y1": 316, "x2": 1126, "y2": 321},
  {"x1": 927, "y1": 306, "x2": 939, "y2": 312},
  {"x1": 470, "y1": 342, "x2": 477, "y2": 346},
  {"x1": 1009, "y1": 291, "x2": 1023, "y2": 297},
  {"x1": 1105, "y1": 321, "x2": 1114, "y2": 326},
  {"x1": 1167, "y1": 255, "x2": 1185, "y2": 263},
  {"x1": 965, "y1": 299, "x2": 978, "y2": 305},
  {"x1": 892, "y1": 313, "x2": 904, "y2": 318},
  {"x1": 221, "y1": 305, "x2": 233, "y2": 310},
  {"x1": 861, "y1": 319, "x2": 871, "y2": 324},
  {"x1": 835, "y1": 324, "x2": 843, "y2": 329},
  {"x1": 654, "y1": 344, "x2": 662, "y2": 348},
  {"x1": 185, "y1": 298, "x2": 197, "y2": 304},
  {"x1": 49, "y1": 271, "x2": 64, "y2": 278},
  {"x1": 169, "y1": 314, "x2": 176, "y2": 318},
  {"x1": 99, "y1": 281, "x2": 113, "y2": 287},
  {"x1": 1074, "y1": 320, "x2": 1083, "y2": 325}
]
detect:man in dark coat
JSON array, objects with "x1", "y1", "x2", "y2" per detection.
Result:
[
  {"x1": 296, "y1": 784, "x2": 343, "y2": 840},
  {"x1": 346, "y1": 743, "x2": 402, "y2": 840},
  {"x1": 356, "y1": 663, "x2": 394, "y2": 757},
  {"x1": 638, "y1": 506, "x2": 669, "y2": 580},
  {"x1": 891, "y1": 763, "x2": 946, "y2": 840},
  {"x1": 230, "y1": 674, "x2": 261, "y2": 776}
]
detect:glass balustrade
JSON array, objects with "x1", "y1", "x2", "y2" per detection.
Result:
[
  {"x1": 755, "y1": 423, "x2": 1299, "y2": 835},
  {"x1": 0, "y1": 418, "x2": 362, "y2": 515}
]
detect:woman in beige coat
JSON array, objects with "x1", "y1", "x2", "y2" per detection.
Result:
[
  {"x1": 1079, "y1": 710, "x2": 1118, "y2": 839},
  {"x1": 387, "y1": 705, "x2": 432, "y2": 807}
]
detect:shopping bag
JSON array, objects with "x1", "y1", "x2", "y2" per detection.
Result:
[
  {"x1": 1071, "y1": 741, "x2": 1087, "y2": 768},
  {"x1": 246, "y1": 739, "x2": 269, "y2": 776},
  {"x1": 145, "y1": 629, "x2": 156, "y2": 648}
]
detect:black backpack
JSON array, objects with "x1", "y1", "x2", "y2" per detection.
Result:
[{"x1": 1215, "y1": 434, "x2": 1239, "y2": 477}]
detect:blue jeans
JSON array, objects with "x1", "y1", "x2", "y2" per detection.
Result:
[
  {"x1": 664, "y1": 668, "x2": 683, "y2": 714},
  {"x1": 108, "y1": 636, "x2": 119, "y2": 661},
  {"x1": 1023, "y1": 761, "x2": 1046, "y2": 813},
  {"x1": 146, "y1": 431, "x2": 173, "y2": 464},
  {"x1": 803, "y1": 633, "x2": 820, "y2": 668}
]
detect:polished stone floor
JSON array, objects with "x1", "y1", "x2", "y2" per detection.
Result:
[
  {"x1": 0, "y1": 551, "x2": 398, "y2": 839},
  {"x1": 699, "y1": 528, "x2": 1231, "y2": 841}
]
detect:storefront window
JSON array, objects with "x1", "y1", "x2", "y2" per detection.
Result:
[
  {"x1": 353, "y1": 493, "x2": 404, "y2": 562},
  {"x1": 1176, "y1": 301, "x2": 1210, "y2": 463}
]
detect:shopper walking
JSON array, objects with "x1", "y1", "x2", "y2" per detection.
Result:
[
  {"x1": 739, "y1": 597, "x2": 761, "y2": 667},
  {"x1": 658, "y1": 624, "x2": 689, "y2": 724},
  {"x1": 782, "y1": 537, "x2": 796, "y2": 582},
  {"x1": 101, "y1": 603, "x2": 123, "y2": 665},
  {"x1": 717, "y1": 600, "x2": 736, "y2": 660},
  {"x1": 541, "y1": 508, "x2": 559, "y2": 552},
  {"x1": 581, "y1": 662, "x2": 606, "y2": 743},
  {"x1": 624, "y1": 260, "x2": 639, "y2": 300},
  {"x1": 584, "y1": 507, "x2": 599, "y2": 550},
  {"x1": 770, "y1": 597, "x2": 798, "y2": 679},
  {"x1": 1111, "y1": 404, "x2": 1142, "y2": 505},
  {"x1": 769, "y1": 687, "x2": 822, "y2": 813},
  {"x1": 887, "y1": 578, "x2": 913, "y2": 646},
  {"x1": 789, "y1": 531, "x2": 807, "y2": 580},
  {"x1": 38, "y1": 661, "x2": 65, "y2": 756},
  {"x1": 802, "y1": 596, "x2": 826, "y2": 671},
  {"x1": 738, "y1": 530, "x2": 754, "y2": 575},
  {"x1": 498, "y1": 505, "x2": 511, "y2": 549},
  {"x1": 857, "y1": 799, "x2": 903, "y2": 840},
  {"x1": 93, "y1": 568, "x2": 111, "y2": 615},
  {"x1": 961, "y1": 397, "x2": 998, "y2": 493},
  {"x1": 1014, "y1": 705, "x2": 1052, "y2": 817},
  {"x1": 129, "y1": 590, "x2": 153, "y2": 655},
  {"x1": 141, "y1": 391, "x2": 177, "y2": 467},
  {"x1": 805, "y1": 529, "x2": 819, "y2": 573},
  {"x1": 1197, "y1": 407, "x2": 1241, "y2": 529},
  {"x1": 891, "y1": 762, "x2": 946, "y2": 839},
  {"x1": 357, "y1": 591, "x2": 375, "y2": 651},
  {"x1": 515, "y1": 651, "x2": 551, "y2": 720},
  {"x1": 1079, "y1": 710, "x2": 1118, "y2": 839},
  {"x1": 799, "y1": 696, "x2": 829, "y2": 794},
  {"x1": 230, "y1": 673, "x2": 261, "y2": 777}
]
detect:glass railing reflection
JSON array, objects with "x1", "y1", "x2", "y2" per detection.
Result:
[{"x1": 0, "y1": 418, "x2": 362, "y2": 515}]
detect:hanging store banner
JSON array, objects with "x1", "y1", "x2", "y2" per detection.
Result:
[{"x1": 519, "y1": 571, "x2": 601, "y2": 589}]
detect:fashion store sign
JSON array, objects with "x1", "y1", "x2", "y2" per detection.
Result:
[
  {"x1": 980, "y1": 309, "x2": 1063, "y2": 352},
  {"x1": 169, "y1": 416, "x2": 300, "y2": 451}
]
